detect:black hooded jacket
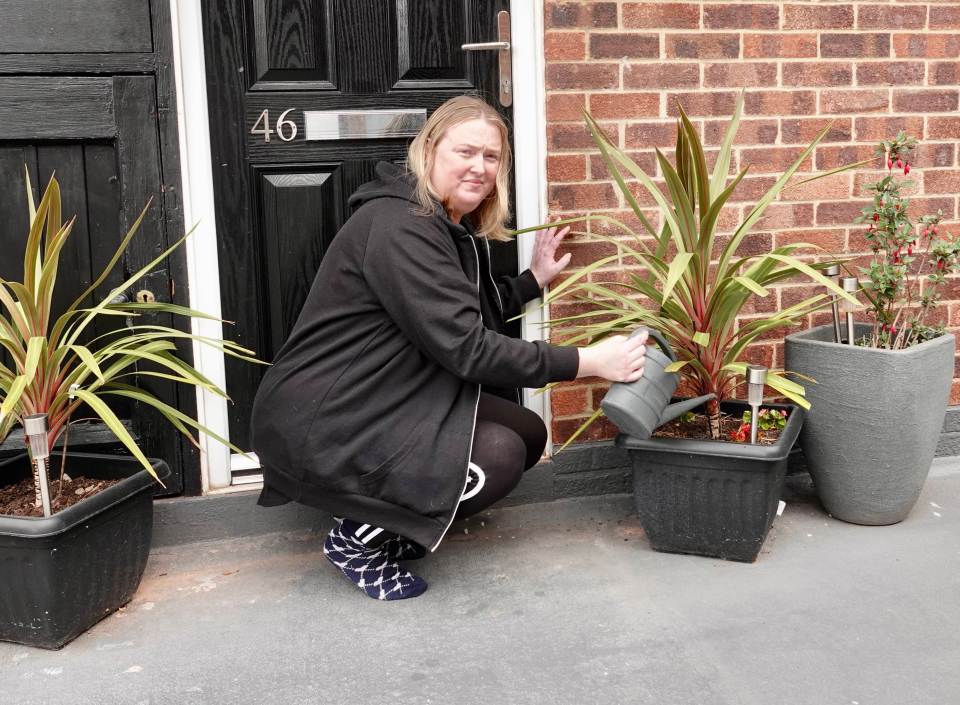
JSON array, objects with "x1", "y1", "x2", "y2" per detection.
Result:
[{"x1": 250, "y1": 162, "x2": 579, "y2": 550}]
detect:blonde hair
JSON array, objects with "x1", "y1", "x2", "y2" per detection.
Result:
[{"x1": 407, "y1": 96, "x2": 513, "y2": 241}]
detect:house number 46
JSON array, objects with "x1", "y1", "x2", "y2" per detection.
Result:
[{"x1": 250, "y1": 109, "x2": 298, "y2": 142}]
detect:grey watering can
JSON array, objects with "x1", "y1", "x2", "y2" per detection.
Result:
[{"x1": 600, "y1": 327, "x2": 715, "y2": 440}]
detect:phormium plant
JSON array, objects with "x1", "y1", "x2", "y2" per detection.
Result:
[
  {"x1": 515, "y1": 94, "x2": 861, "y2": 442},
  {"x1": 853, "y1": 132, "x2": 960, "y2": 349}
]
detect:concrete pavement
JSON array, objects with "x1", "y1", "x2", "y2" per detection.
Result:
[{"x1": 2, "y1": 458, "x2": 959, "y2": 705}]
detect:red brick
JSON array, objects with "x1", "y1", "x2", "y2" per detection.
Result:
[
  {"x1": 555, "y1": 238, "x2": 621, "y2": 265},
  {"x1": 924, "y1": 170, "x2": 960, "y2": 194},
  {"x1": 547, "y1": 154, "x2": 587, "y2": 182},
  {"x1": 666, "y1": 91, "x2": 738, "y2": 117},
  {"x1": 852, "y1": 170, "x2": 919, "y2": 198},
  {"x1": 781, "y1": 117, "x2": 852, "y2": 144},
  {"x1": 821, "y1": 89, "x2": 890, "y2": 114},
  {"x1": 752, "y1": 203, "x2": 814, "y2": 230},
  {"x1": 781, "y1": 172, "x2": 852, "y2": 201},
  {"x1": 893, "y1": 34, "x2": 960, "y2": 58},
  {"x1": 815, "y1": 144, "x2": 880, "y2": 170},
  {"x1": 551, "y1": 386, "x2": 591, "y2": 417},
  {"x1": 915, "y1": 143, "x2": 956, "y2": 167},
  {"x1": 723, "y1": 175, "x2": 779, "y2": 202},
  {"x1": 930, "y1": 6, "x2": 960, "y2": 30},
  {"x1": 624, "y1": 121, "x2": 681, "y2": 149},
  {"x1": 744, "y1": 33, "x2": 817, "y2": 58},
  {"x1": 910, "y1": 195, "x2": 960, "y2": 220},
  {"x1": 704, "y1": 119, "x2": 778, "y2": 146},
  {"x1": 704, "y1": 62, "x2": 777, "y2": 87},
  {"x1": 623, "y1": 2, "x2": 700, "y2": 28},
  {"x1": 589, "y1": 153, "x2": 659, "y2": 181},
  {"x1": 716, "y1": 231, "x2": 776, "y2": 257},
  {"x1": 546, "y1": 2, "x2": 617, "y2": 29},
  {"x1": 666, "y1": 34, "x2": 740, "y2": 59},
  {"x1": 931, "y1": 62, "x2": 960, "y2": 85},
  {"x1": 783, "y1": 4, "x2": 854, "y2": 29},
  {"x1": 738, "y1": 343, "x2": 777, "y2": 364},
  {"x1": 821, "y1": 33, "x2": 890, "y2": 58},
  {"x1": 703, "y1": 3, "x2": 779, "y2": 29},
  {"x1": 815, "y1": 200, "x2": 872, "y2": 226},
  {"x1": 741, "y1": 146, "x2": 814, "y2": 174},
  {"x1": 854, "y1": 116, "x2": 925, "y2": 142},
  {"x1": 544, "y1": 31, "x2": 586, "y2": 61},
  {"x1": 552, "y1": 415, "x2": 617, "y2": 445},
  {"x1": 589, "y1": 33, "x2": 660, "y2": 59},
  {"x1": 548, "y1": 122, "x2": 613, "y2": 151},
  {"x1": 782, "y1": 62, "x2": 853, "y2": 86},
  {"x1": 910, "y1": 196, "x2": 957, "y2": 220},
  {"x1": 857, "y1": 5, "x2": 927, "y2": 30},
  {"x1": 589, "y1": 93, "x2": 661, "y2": 120},
  {"x1": 745, "y1": 90, "x2": 817, "y2": 116},
  {"x1": 546, "y1": 62, "x2": 619, "y2": 90},
  {"x1": 780, "y1": 284, "x2": 826, "y2": 309},
  {"x1": 774, "y1": 228, "x2": 847, "y2": 253},
  {"x1": 547, "y1": 93, "x2": 587, "y2": 122},
  {"x1": 893, "y1": 89, "x2": 959, "y2": 113},
  {"x1": 927, "y1": 116, "x2": 960, "y2": 139},
  {"x1": 624, "y1": 63, "x2": 699, "y2": 89},
  {"x1": 856, "y1": 61, "x2": 925, "y2": 86}
]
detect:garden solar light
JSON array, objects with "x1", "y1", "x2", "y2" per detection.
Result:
[
  {"x1": 747, "y1": 365, "x2": 767, "y2": 445},
  {"x1": 840, "y1": 276, "x2": 861, "y2": 346},
  {"x1": 23, "y1": 413, "x2": 52, "y2": 517},
  {"x1": 822, "y1": 264, "x2": 842, "y2": 343}
]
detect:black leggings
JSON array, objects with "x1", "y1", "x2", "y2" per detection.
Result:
[{"x1": 454, "y1": 392, "x2": 547, "y2": 520}]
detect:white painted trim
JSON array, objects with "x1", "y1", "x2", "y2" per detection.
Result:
[
  {"x1": 169, "y1": 0, "x2": 232, "y2": 491},
  {"x1": 511, "y1": 0, "x2": 553, "y2": 450}
]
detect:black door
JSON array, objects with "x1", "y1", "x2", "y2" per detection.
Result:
[
  {"x1": 0, "y1": 81, "x2": 185, "y2": 494},
  {"x1": 203, "y1": 1, "x2": 514, "y2": 453}
]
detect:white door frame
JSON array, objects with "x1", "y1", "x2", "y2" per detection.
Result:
[{"x1": 168, "y1": 0, "x2": 550, "y2": 493}]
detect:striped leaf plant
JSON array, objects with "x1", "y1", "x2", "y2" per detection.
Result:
[
  {"x1": 0, "y1": 171, "x2": 261, "y2": 485},
  {"x1": 519, "y1": 95, "x2": 868, "y2": 442}
]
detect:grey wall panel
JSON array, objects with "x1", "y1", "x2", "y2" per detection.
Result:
[
  {"x1": 0, "y1": 0, "x2": 152, "y2": 54},
  {"x1": 0, "y1": 77, "x2": 115, "y2": 139}
]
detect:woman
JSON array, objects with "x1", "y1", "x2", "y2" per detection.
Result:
[{"x1": 250, "y1": 96, "x2": 646, "y2": 601}]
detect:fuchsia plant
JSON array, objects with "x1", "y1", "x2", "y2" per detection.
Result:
[{"x1": 854, "y1": 132, "x2": 960, "y2": 349}]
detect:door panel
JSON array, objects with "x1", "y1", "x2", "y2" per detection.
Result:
[
  {"x1": 204, "y1": 0, "x2": 513, "y2": 453},
  {"x1": 0, "y1": 76, "x2": 183, "y2": 494}
]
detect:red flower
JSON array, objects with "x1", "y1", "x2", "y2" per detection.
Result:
[
  {"x1": 904, "y1": 163, "x2": 910, "y2": 175},
  {"x1": 896, "y1": 158, "x2": 903, "y2": 168},
  {"x1": 873, "y1": 213, "x2": 880, "y2": 221},
  {"x1": 729, "y1": 423, "x2": 751, "y2": 443},
  {"x1": 887, "y1": 158, "x2": 893, "y2": 169}
]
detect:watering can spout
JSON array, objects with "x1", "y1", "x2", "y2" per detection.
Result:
[{"x1": 657, "y1": 393, "x2": 716, "y2": 426}]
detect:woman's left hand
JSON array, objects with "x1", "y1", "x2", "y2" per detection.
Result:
[{"x1": 530, "y1": 221, "x2": 573, "y2": 288}]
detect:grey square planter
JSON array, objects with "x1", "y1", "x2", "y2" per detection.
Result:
[
  {"x1": 617, "y1": 400, "x2": 803, "y2": 563},
  {"x1": 784, "y1": 324, "x2": 954, "y2": 525}
]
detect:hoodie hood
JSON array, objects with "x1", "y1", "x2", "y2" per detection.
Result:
[{"x1": 348, "y1": 162, "x2": 419, "y2": 210}]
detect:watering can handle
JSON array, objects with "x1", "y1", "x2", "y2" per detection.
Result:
[{"x1": 630, "y1": 327, "x2": 676, "y2": 362}]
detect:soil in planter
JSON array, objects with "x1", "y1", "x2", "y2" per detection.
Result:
[
  {"x1": 652, "y1": 411, "x2": 783, "y2": 445},
  {"x1": 0, "y1": 474, "x2": 121, "y2": 517}
]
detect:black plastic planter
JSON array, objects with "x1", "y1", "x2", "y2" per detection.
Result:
[
  {"x1": 0, "y1": 452, "x2": 168, "y2": 649},
  {"x1": 617, "y1": 400, "x2": 803, "y2": 563}
]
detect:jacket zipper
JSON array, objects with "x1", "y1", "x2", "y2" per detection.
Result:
[
  {"x1": 430, "y1": 236, "x2": 483, "y2": 552},
  {"x1": 482, "y1": 237, "x2": 505, "y2": 317}
]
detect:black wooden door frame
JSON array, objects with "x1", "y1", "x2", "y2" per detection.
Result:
[{"x1": 170, "y1": 0, "x2": 552, "y2": 492}]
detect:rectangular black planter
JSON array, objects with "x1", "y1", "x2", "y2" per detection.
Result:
[
  {"x1": 0, "y1": 452, "x2": 168, "y2": 649},
  {"x1": 617, "y1": 400, "x2": 803, "y2": 563}
]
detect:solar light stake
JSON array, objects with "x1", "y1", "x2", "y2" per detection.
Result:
[
  {"x1": 840, "y1": 276, "x2": 860, "y2": 347},
  {"x1": 747, "y1": 365, "x2": 767, "y2": 445},
  {"x1": 823, "y1": 264, "x2": 842, "y2": 343},
  {"x1": 23, "y1": 414, "x2": 51, "y2": 517}
]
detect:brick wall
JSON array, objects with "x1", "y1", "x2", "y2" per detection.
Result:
[{"x1": 542, "y1": 1, "x2": 960, "y2": 445}]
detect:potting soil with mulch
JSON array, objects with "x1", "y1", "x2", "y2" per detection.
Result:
[
  {"x1": 0, "y1": 475, "x2": 120, "y2": 518},
  {"x1": 652, "y1": 412, "x2": 782, "y2": 445}
]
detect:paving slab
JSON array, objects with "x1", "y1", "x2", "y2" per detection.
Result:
[{"x1": 2, "y1": 459, "x2": 959, "y2": 705}]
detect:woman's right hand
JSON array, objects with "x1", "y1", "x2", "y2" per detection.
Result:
[{"x1": 576, "y1": 331, "x2": 648, "y2": 382}]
